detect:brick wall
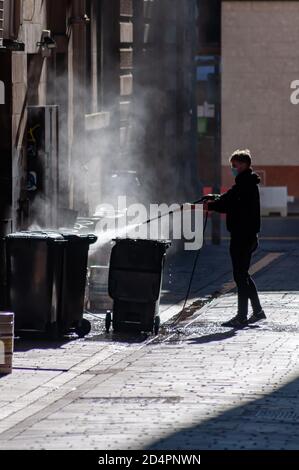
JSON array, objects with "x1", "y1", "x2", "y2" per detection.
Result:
[{"x1": 222, "y1": 1, "x2": 299, "y2": 195}]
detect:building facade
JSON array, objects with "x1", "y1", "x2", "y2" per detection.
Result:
[
  {"x1": 132, "y1": 0, "x2": 198, "y2": 204},
  {"x1": 222, "y1": 0, "x2": 299, "y2": 200},
  {"x1": 196, "y1": 0, "x2": 221, "y2": 193},
  {"x1": 0, "y1": 0, "x2": 198, "y2": 237}
]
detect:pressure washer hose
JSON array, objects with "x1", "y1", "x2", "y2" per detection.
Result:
[
  {"x1": 181, "y1": 207, "x2": 209, "y2": 313},
  {"x1": 141, "y1": 196, "x2": 213, "y2": 325}
]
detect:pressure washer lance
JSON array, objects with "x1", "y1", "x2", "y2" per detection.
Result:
[{"x1": 139, "y1": 195, "x2": 219, "y2": 227}]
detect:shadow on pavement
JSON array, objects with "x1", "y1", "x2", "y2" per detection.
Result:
[
  {"x1": 186, "y1": 330, "x2": 237, "y2": 344},
  {"x1": 87, "y1": 331, "x2": 150, "y2": 344},
  {"x1": 185, "y1": 324, "x2": 261, "y2": 344},
  {"x1": 147, "y1": 375, "x2": 299, "y2": 450},
  {"x1": 14, "y1": 330, "x2": 151, "y2": 351},
  {"x1": 14, "y1": 335, "x2": 73, "y2": 353}
]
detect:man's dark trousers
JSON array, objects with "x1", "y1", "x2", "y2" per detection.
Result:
[{"x1": 230, "y1": 234, "x2": 262, "y2": 319}]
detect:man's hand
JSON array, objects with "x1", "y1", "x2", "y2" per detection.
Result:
[{"x1": 203, "y1": 194, "x2": 220, "y2": 201}]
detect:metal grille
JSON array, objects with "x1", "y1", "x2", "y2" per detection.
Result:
[
  {"x1": 120, "y1": 48, "x2": 133, "y2": 70},
  {"x1": 120, "y1": 22, "x2": 133, "y2": 44},
  {"x1": 120, "y1": 74, "x2": 133, "y2": 96},
  {"x1": 243, "y1": 407, "x2": 299, "y2": 424},
  {"x1": 120, "y1": 101, "x2": 131, "y2": 122},
  {"x1": 0, "y1": 0, "x2": 4, "y2": 48},
  {"x1": 120, "y1": 0, "x2": 133, "y2": 17},
  {"x1": 144, "y1": 0, "x2": 154, "y2": 20}
]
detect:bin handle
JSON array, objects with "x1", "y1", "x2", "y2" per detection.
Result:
[
  {"x1": 23, "y1": 231, "x2": 68, "y2": 244},
  {"x1": 18, "y1": 231, "x2": 68, "y2": 243},
  {"x1": 87, "y1": 235, "x2": 97, "y2": 245},
  {"x1": 26, "y1": 231, "x2": 54, "y2": 236}
]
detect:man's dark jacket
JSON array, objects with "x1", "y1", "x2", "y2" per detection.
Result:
[{"x1": 209, "y1": 169, "x2": 261, "y2": 236}]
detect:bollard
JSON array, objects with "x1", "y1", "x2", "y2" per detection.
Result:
[{"x1": 0, "y1": 312, "x2": 14, "y2": 375}]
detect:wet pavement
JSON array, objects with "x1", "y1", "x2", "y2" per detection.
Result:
[{"x1": 0, "y1": 226, "x2": 299, "y2": 449}]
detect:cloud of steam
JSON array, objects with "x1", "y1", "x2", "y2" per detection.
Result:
[{"x1": 26, "y1": 0, "x2": 198, "y2": 262}]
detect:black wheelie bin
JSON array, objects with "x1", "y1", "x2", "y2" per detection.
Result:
[
  {"x1": 59, "y1": 232, "x2": 97, "y2": 338},
  {"x1": 5, "y1": 231, "x2": 65, "y2": 338},
  {"x1": 5, "y1": 231, "x2": 97, "y2": 339},
  {"x1": 107, "y1": 238, "x2": 171, "y2": 335}
]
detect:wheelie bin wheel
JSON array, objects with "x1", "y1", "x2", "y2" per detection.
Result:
[
  {"x1": 154, "y1": 316, "x2": 160, "y2": 336},
  {"x1": 105, "y1": 312, "x2": 112, "y2": 333},
  {"x1": 76, "y1": 318, "x2": 91, "y2": 338}
]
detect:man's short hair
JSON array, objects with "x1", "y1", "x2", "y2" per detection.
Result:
[{"x1": 230, "y1": 149, "x2": 252, "y2": 166}]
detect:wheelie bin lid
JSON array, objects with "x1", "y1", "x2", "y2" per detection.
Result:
[
  {"x1": 6, "y1": 231, "x2": 65, "y2": 241},
  {"x1": 113, "y1": 238, "x2": 171, "y2": 248},
  {"x1": 59, "y1": 231, "x2": 98, "y2": 245}
]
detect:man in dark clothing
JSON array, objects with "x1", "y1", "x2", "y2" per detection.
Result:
[{"x1": 207, "y1": 149, "x2": 266, "y2": 328}]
